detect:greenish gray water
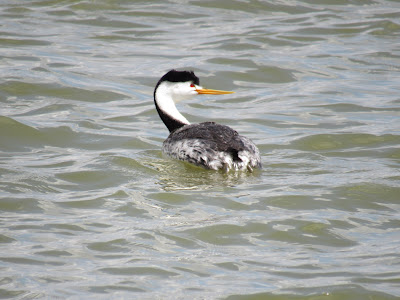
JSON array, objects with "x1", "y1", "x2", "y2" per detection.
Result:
[{"x1": 1, "y1": 0, "x2": 400, "y2": 299}]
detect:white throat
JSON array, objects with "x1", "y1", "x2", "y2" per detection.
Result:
[{"x1": 155, "y1": 83, "x2": 191, "y2": 125}]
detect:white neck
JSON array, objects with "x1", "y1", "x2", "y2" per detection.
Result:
[{"x1": 155, "y1": 83, "x2": 190, "y2": 125}]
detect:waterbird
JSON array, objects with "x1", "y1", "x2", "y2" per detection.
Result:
[{"x1": 154, "y1": 69, "x2": 261, "y2": 171}]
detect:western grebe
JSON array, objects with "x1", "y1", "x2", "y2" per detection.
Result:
[{"x1": 154, "y1": 69, "x2": 261, "y2": 171}]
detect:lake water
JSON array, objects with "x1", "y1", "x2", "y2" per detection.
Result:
[{"x1": 1, "y1": 0, "x2": 400, "y2": 299}]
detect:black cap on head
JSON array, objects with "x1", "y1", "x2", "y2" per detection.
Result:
[{"x1": 156, "y1": 69, "x2": 200, "y2": 87}]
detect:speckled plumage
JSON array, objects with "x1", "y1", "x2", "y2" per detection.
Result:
[{"x1": 162, "y1": 122, "x2": 261, "y2": 171}]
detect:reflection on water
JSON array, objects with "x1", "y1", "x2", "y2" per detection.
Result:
[
  {"x1": 153, "y1": 157, "x2": 263, "y2": 191},
  {"x1": 1, "y1": 0, "x2": 400, "y2": 299}
]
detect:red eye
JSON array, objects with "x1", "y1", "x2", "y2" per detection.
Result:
[{"x1": 190, "y1": 83, "x2": 195, "y2": 87}]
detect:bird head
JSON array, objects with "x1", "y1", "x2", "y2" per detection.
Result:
[{"x1": 155, "y1": 70, "x2": 234, "y2": 103}]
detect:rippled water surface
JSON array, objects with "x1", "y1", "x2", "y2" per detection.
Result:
[{"x1": 1, "y1": 0, "x2": 400, "y2": 299}]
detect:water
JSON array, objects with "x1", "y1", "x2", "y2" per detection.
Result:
[{"x1": 1, "y1": 0, "x2": 400, "y2": 299}]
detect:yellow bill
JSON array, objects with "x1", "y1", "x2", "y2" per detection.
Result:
[{"x1": 195, "y1": 88, "x2": 234, "y2": 95}]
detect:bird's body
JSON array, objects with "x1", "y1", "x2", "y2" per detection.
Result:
[{"x1": 154, "y1": 70, "x2": 261, "y2": 171}]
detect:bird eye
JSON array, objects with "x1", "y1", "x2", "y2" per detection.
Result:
[{"x1": 190, "y1": 83, "x2": 195, "y2": 88}]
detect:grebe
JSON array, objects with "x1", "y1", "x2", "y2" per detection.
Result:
[{"x1": 154, "y1": 69, "x2": 261, "y2": 171}]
